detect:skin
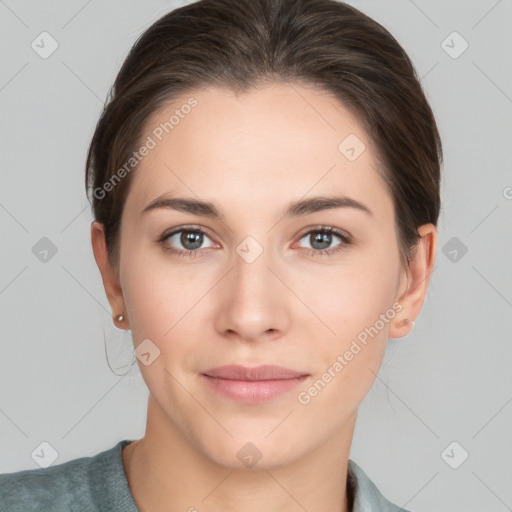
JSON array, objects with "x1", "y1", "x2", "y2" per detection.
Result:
[{"x1": 91, "y1": 81, "x2": 436, "y2": 512}]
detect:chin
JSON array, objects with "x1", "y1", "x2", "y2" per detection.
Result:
[{"x1": 195, "y1": 427, "x2": 307, "y2": 471}]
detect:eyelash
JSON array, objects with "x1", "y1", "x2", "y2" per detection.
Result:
[{"x1": 158, "y1": 225, "x2": 352, "y2": 258}]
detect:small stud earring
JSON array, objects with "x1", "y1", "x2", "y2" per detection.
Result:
[
  {"x1": 400, "y1": 318, "x2": 414, "y2": 328},
  {"x1": 116, "y1": 314, "x2": 124, "y2": 322}
]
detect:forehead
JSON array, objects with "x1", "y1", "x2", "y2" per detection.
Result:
[{"x1": 124, "y1": 82, "x2": 390, "y2": 219}]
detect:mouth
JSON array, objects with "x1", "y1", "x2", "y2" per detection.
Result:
[{"x1": 200, "y1": 364, "x2": 310, "y2": 404}]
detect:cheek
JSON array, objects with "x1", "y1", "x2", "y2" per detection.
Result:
[
  {"x1": 120, "y1": 246, "x2": 217, "y2": 378},
  {"x1": 120, "y1": 246, "x2": 189, "y2": 341},
  {"x1": 301, "y1": 247, "x2": 400, "y2": 400},
  {"x1": 120, "y1": 253, "x2": 201, "y2": 398},
  {"x1": 315, "y1": 251, "x2": 399, "y2": 342}
]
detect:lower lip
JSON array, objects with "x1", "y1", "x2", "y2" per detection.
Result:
[{"x1": 201, "y1": 374, "x2": 309, "y2": 404}]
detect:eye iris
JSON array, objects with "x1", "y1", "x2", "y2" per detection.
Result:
[
  {"x1": 311, "y1": 231, "x2": 331, "y2": 250},
  {"x1": 181, "y1": 230, "x2": 203, "y2": 250}
]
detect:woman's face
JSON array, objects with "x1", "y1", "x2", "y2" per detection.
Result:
[{"x1": 103, "y1": 82, "x2": 417, "y2": 468}]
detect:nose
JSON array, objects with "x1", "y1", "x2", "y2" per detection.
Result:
[{"x1": 214, "y1": 242, "x2": 291, "y2": 342}]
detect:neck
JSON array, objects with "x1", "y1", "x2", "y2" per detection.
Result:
[{"x1": 122, "y1": 395, "x2": 355, "y2": 512}]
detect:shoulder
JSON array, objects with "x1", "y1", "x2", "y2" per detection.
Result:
[
  {"x1": 0, "y1": 452, "x2": 95, "y2": 512},
  {"x1": 0, "y1": 440, "x2": 137, "y2": 512},
  {"x1": 348, "y1": 459, "x2": 413, "y2": 512}
]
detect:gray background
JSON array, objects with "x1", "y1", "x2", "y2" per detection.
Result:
[{"x1": 1, "y1": 1, "x2": 511, "y2": 511}]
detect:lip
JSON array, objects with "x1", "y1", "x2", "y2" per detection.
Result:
[
  {"x1": 202, "y1": 364, "x2": 307, "y2": 380},
  {"x1": 200, "y1": 365, "x2": 310, "y2": 404}
]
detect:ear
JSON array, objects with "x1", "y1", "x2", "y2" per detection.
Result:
[
  {"x1": 389, "y1": 223, "x2": 437, "y2": 338},
  {"x1": 90, "y1": 221, "x2": 128, "y2": 330}
]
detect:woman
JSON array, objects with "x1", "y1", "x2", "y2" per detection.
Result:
[{"x1": 0, "y1": 0, "x2": 441, "y2": 510}]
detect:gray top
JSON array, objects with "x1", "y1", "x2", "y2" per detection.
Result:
[{"x1": 0, "y1": 440, "x2": 411, "y2": 511}]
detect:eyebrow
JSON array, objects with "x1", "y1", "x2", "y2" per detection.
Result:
[{"x1": 141, "y1": 194, "x2": 372, "y2": 219}]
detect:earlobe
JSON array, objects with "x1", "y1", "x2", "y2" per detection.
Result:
[
  {"x1": 389, "y1": 223, "x2": 437, "y2": 339},
  {"x1": 389, "y1": 317, "x2": 415, "y2": 338},
  {"x1": 90, "y1": 221, "x2": 128, "y2": 329}
]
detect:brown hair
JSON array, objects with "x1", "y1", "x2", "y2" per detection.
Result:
[{"x1": 85, "y1": 0, "x2": 442, "y2": 270}]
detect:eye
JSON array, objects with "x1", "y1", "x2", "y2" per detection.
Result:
[
  {"x1": 297, "y1": 226, "x2": 351, "y2": 256},
  {"x1": 158, "y1": 226, "x2": 216, "y2": 257},
  {"x1": 158, "y1": 225, "x2": 352, "y2": 258}
]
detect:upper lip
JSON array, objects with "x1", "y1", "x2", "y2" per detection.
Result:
[{"x1": 202, "y1": 364, "x2": 308, "y2": 381}]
